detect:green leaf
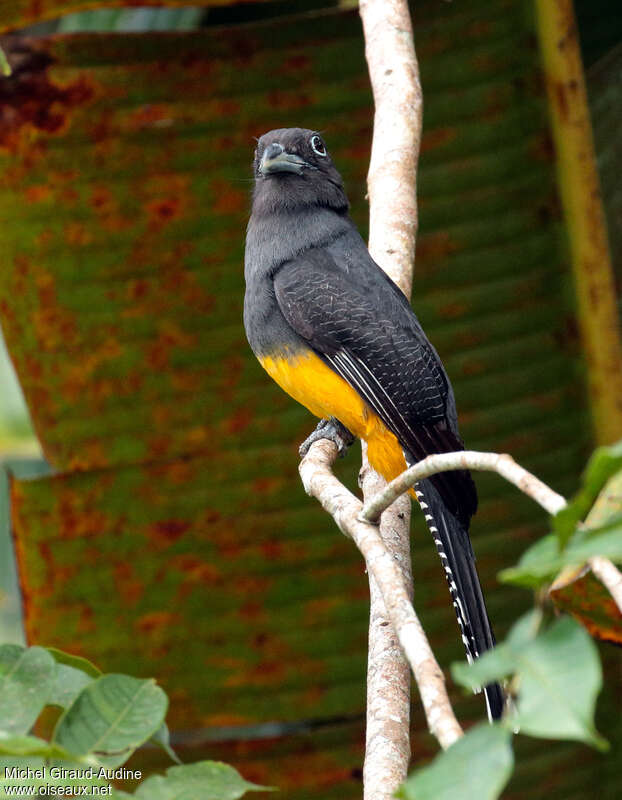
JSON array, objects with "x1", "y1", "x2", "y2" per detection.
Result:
[
  {"x1": 397, "y1": 724, "x2": 513, "y2": 800},
  {"x1": 49, "y1": 664, "x2": 95, "y2": 709},
  {"x1": 553, "y1": 442, "x2": 622, "y2": 548},
  {"x1": 133, "y1": 761, "x2": 272, "y2": 799},
  {"x1": 53, "y1": 674, "x2": 168, "y2": 768},
  {"x1": 452, "y1": 609, "x2": 543, "y2": 689},
  {"x1": 566, "y1": 516, "x2": 622, "y2": 563},
  {"x1": 150, "y1": 723, "x2": 182, "y2": 765},
  {"x1": 452, "y1": 614, "x2": 607, "y2": 750},
  {"x1": 0, "y1": 645, "x2": 56, "y2": 734},
  {"x1": 500, "y1": 519, "x2": 622, "y2": 588},
  {"x1": 45, "y1": 647, "x2": 102, "y2": 708},
  {"x1": 499, "y1": 536, "x2": 561, "y2": 587},
  {"x1": 513, "y1": 616, "x2": 607, "y2": 749},
  {"x1": 46, "y1": 647, "x2": 102, "y2": 679},
  {"x1": 0, "y1": 732, "x2": 76, "y2": 759}
]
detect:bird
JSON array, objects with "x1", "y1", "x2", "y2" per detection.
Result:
[{"x1": 243, "y1": 127, "x2": 504, "y2": 720}]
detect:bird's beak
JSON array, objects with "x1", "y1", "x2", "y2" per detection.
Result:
[{"x1": 260, "y1": 142, "x2": 308, "y2": 175}]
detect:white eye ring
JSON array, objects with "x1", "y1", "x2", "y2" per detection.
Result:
[{"x1": 310, "y1": 135, "x2": 327, "y2": 157}]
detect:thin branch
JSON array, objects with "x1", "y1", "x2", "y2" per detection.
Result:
[
  {"x1": 299, "y1": 439, "x2": 463, "y2": 751},
  {"x1": 361, "y1": 450, "x2": 568, "y2": 523},
  {"x1": 589, "y1": 557, "x2": 622, "y2": 616}
]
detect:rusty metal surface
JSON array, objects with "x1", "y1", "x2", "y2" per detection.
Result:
[
  {"x1": 0, "y1": 0, "x2": 270, "y2": 34},
  {"x1": 534, "y1": 0, "x2": 622, "y2": 444}
]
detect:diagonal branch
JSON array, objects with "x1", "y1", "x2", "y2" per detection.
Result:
[
  {"x1": 299, "y1": 438, "x2": 463, "y2": 751},
  {"x1": 361, "y1": 450, "x2": 568, "y2": 523}
]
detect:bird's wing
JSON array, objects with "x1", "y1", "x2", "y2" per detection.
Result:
[{"x1": 273, "y1": 248, "x2": 477, "y2": 522}]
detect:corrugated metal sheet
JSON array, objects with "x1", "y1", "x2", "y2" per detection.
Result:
[{"x1": 0, "y1": 0, "x2": 620, "y2": 796}]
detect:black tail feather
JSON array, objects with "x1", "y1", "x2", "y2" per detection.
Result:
[{"x1": 415, "y1": 479, "x2": 504, "y2": 721}]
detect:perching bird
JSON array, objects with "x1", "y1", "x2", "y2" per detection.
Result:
[{"x1": 244, "y1": 128, "x2": 504, "y2": 720}]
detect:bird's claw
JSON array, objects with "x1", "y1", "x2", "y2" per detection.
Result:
[{"x1": 299, "y1": 417, "x2": 354, "y2": 459}]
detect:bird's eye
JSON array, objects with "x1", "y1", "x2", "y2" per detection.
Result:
[{"x1": 310, "y1": 135, "x2": 327, "y2": 157}]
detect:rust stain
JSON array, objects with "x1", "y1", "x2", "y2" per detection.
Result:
[
  {"x1": 136, "y1": 611, "x2": 180, "y2": 635},
  {"x1": 90, "y1": 184, "x2": 129, "y2": 232},
  {"x1": 211, "y1": 178, "x2": 246, "y2": 216},
  {"x1": 171, "y1": 555, "x2": 221, "y2": 601},
  {"x1": 114, "y1": 562, "x2": 144, "y2": 607},
  {"x1": 214, "y1": 98, "x2": 240, "y2": 117},
  {"x1": 143, "y1": 174, "x2": 190, "y2": 231},
  {"x1": 204, "y1": 712, "x2": 252, "y2": 727},
  {"x1": 457, "y1": 330, "x2": 484, "y2": 348},
  {"x1": 77, "y1": 604, "x2": 96, "y2": 635},
  {"x1": 260, "y1": 540, "x2": 282, "y2": 560},
  {"x1": 252, "y1": 477, "x2": 281, "y2": 495},
  {"x1": 32, "y1": 303, "x2": 77, "y2": 351},
  {"x1": 304, "y1": 596, "x2": 341, "y2": 625},
  {"x1": 128, "y1": 103, "x2": 172, "y2": 131},
  {"x1": 226, "y1": 407, "x2": 253, "y2": 434},
  {"x1": 57, "y1": 490, "x2": 107, "y2": 539},
  {"x1": 146, "y1": 321, "x2": 196, "y2": 370},
  {"x1": 420, "y1": 127, "x2": 457, "y2": 154},
  {"x1": 62, "y1": 340, "x2": 122, "y2": 415},
  {"x1": 24, "y1": 184, "x2": 51, "y2": 203},
  {"x1": 467, "y1": 20, "x2": 492, "y2": 37},
  {"x1": 171, "y1": 369, "x2": 203, "y2": 393},
  {"x1": 416, "y1": 231, "x2": 459, "y2": 263},
  {"x1": 66, "y1": 441, "x2": 108, "y2": 470},
  {"x1": 437, "y1": 301, "x2": 468, "y2": 319},
  {"x1": 146, "y1": 196, "x2": 184, "y2": 230},
  {"x1": 0, "y1": 39, "x2": 93, "y2": 151},
  {"x1": 148, "y1": 519, "x2": 191, "y2": 548},
  {"x1": 183, "y1": 426, "x2": 210, "y2": 450},
  {"x1": 64, "y1": 221, "x2": 93, "y2": 246},
  {"x1": 267, "y1": 89, "x2": 312, "y2": 110},
  {"x1": 460, "y1": 359, "x2": 486, "y2": 377},
  {"x1": 279, "y1": 54, "x2": 311, "y2": 72},
  {"x1": 219, "y1": 354, "x2": 244, "y2": 401}
]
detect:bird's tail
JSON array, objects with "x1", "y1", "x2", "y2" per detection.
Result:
[{"x1": 414, "y1": 478, "x2": 504, "y2": 721}]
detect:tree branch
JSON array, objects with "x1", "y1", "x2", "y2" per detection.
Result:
[
  {"x1": 299, "y1": 439, "x2": 463, "y2": 752},
  {"x1": 361, "y1": 450, "x2": 568, "y2": 523},
  {"x1": 358, "y1": 0, "x2": 423, "y2": 793},
  {"x1": 359, "y1": 448, "x2": 413, "y2": 792}
]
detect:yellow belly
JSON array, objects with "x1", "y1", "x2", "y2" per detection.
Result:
[{"x1": 260, "y1": 350, "x2": 409, "y2": 483}]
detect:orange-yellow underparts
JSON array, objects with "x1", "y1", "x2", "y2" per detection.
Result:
[{"x1": 260, "y1": 350, "x2": 409, "y2": 483}]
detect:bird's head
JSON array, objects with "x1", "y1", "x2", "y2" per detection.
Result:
[{"x1": 251, "y1": 128, "x2": 349, "y2": 214}]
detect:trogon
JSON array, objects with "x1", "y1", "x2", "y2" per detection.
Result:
[{"x1": 243, "y1": 127, "x2": 504, "y2": 720}]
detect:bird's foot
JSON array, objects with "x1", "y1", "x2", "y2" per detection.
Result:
[{"x1": 299, "y1": 417, "x2": 354, "y2": 459}]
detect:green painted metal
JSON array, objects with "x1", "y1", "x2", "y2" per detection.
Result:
[{"x1": 0, "y1": 0, "x2": 620, "y2": 796}]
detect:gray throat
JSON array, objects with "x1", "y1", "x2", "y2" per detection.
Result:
[{"x1": 245, "y1": 206, "x2": 352, "y2": 280}]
